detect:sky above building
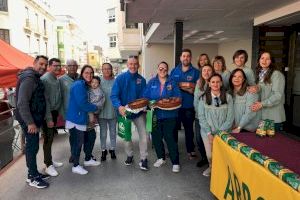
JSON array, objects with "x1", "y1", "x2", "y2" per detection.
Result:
[{"x1": 49, "y1": 0, "x2": 107, "y2": 48}]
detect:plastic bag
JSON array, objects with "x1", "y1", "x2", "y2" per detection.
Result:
[{"x1": 117, "y1": 116, "x2": 132, "y2": 141}]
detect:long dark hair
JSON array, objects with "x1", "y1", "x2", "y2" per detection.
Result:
[
  {"x1": 229, "y1": 68, "x2": 248, "y2": 96},
  {"x1": 255, "y1": 51, "x2": 277, "y2": 84},
  {"x1": 199, "y1": 64, "x2": 214, "y2": 91},
  {"x1": 202, "y1": 73, "x2": 227, "y2": 105},
  {"x1": 80, "y1": 64, "x2": 94, "y2": 80}
]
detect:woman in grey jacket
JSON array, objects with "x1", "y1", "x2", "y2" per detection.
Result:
[{"x1": 251, "y1": 51, "x2": 286, "y2": 131}]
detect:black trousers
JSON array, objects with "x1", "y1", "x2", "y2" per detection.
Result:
[
  {"x1": 173, "y1": 108, "x2": 195, "y2": 153},
  {"x1": 42, "y1": 110, "x2": 58, "y2": 167}
]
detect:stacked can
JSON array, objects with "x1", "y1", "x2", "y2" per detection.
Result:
[{"x1": 256, "y1": 119, "x2": 275, "y2": 137}]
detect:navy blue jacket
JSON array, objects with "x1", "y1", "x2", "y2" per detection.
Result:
[
  {"x1": 143, "y1": 76, "x2": 181, "y2": 120},
  {"x1": 170, "y1": 63, "x2": 199, "y2": 108},
  {"x1": 110, "y1": 71, "x2": 146, "y2": 119},
  {"x1": 66, "y1": 80, "x2": 97, "y2": 125}
]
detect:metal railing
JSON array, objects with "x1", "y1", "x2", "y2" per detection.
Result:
[{"x1": 0, "y1": 107, "x2": 24, "y2": 169}]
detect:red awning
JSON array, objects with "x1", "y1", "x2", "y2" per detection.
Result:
[{"x1": 0, "y1": 39, "x2": 34, "y2": 88}]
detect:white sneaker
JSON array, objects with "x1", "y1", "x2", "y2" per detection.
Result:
[
  {"x1": 172, "y1": 165, "x2": 180, "y2": 173},
  {"x1": 153, "y1": 158, "x2": 166, "y2": 168},
  {"x1": 45, "y1": 165, "x2": 58, "y2": 177},
  {"x1": 83, "y1": 158, "x2": 101, "y2": 167},
  {"x1": 202, "y1": 167, "x2": 211, "y2": 177},
  {"x1": 72, "y1": 165, "x2": 88, "y2": 175},
  {"x1": 53, "y1": 161, "x2": 64, "y2": 168}
]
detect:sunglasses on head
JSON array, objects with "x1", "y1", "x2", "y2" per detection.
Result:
[{"x1": 158, "y1": 67, "x2": 168, "y2": 72}]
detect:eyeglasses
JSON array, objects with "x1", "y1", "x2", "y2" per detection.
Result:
[
  {"x1": 52, "y1": 65, "x2": 62, "y2": 68},
  {"x1": 68, "y1": 65, "x2": 78, "y2": 67}
]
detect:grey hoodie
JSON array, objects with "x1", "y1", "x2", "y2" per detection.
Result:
[{"x1": 15, "y1": 67, "x2": 45, "y2": 126}]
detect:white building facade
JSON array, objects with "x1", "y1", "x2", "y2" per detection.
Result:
[
  {"x1": 55, "y1": 15, "x2": 87, "y2": 65},
  {"x1": 103, "y1": 0, "x2": 142, "y2": 74},
  {"x1": 0, "y1": 0, "x2": 57, "y2": 57}
]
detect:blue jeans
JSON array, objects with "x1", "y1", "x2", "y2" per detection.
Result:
[
  {"x1": 21, "y1": 123, "x2": 40, "y2": 177},
  {"x1": 195, "y1": 118, "x2": 208, "y2": 161},
  {"x1": 98, "y1": 118, "x2": 117, "y2": 150}
]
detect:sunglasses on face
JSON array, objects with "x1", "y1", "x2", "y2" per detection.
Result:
[{"x1": 52, "y1": 64, "x2": 62, "y2": 68}]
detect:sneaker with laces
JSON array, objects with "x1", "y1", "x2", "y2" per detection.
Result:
[
  {"x1": 45, "y1": 165, "x2": 59, "y2": 177},
  {"x1": 153, "y1": 158, "x2": 166, "y2": 168},
  {"x1": 202, "y1": 167, "x2": 211, "y2": 177},
  {"x1": 28, "y1": 177, "x2": 49, "y2": 189},
  {"x1": 172, "y1": 165, "x2": 180, "y2": 173},
  {"x1": 84, "y1": 158, "x2": 101, "y2": 166},
  {"x1": 53, "y1": 161, "x2": 64, "y2": 168},
  {"x1": 72, "y1": 165, "x2": 88, "y2": 175},
  {"x1": 139, "y1": 159, "x2": 149, "y2": 171},
  {"x1": 26, "y1": 173, "x2": 50, "y2": 183},
  {"x1": 124, "y1": 156, "x2": 134, "y2": 166}
]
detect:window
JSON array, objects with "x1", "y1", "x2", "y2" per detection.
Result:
[
  {"x1": 45, "y1": 42, "x2": 48, "y2": 56},
  {"x1": 35, "y1": 13, "x2": 39, "y2": 31},
  {"x1": 0, "y1": 0, "x2": 8, "y2": 12},
  {"x1": 27, "y1": 35, "x2": 31, "y2": 54},
  {"x1": 37, "y1": 39, "x2": 40, "y2": 53},
  {"x1": 109, "y1": 35, "x2": 116, "y2": 48},
  {"x1": 25, "y1": 7, "x2": 30, "y2": 27},
  {"x1": 43, "y1": 19, "x2": 47, "y2": 35},
  {"x1": 0, "y1": 29, "x2": 10, "y2": 44},
  {"x1": 126, "y1": 23, "x2": 138, "y2": 29},
  {"x1": 107, "y1": 8, "x2": 115, "y2": 23}
]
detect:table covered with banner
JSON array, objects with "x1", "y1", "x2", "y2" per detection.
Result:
[{"x1": 210, "y1": 131, "x2": 300, "y2": 200}]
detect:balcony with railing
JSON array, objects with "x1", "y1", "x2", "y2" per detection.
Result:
[{"x1": 23, "y1": 19, "x2": 32, "y2": 33}]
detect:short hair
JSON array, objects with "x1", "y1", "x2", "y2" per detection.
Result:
[
  {"x1": 49, "y1": 58, "x2": 61, "y2": 66},
  {"x1": 66, "y1": 59, "x2": 78, "y2": 66},
  {"x1": 92, "y1": 76, "x2": 101, "y2": 84},
  {"x1": 128, "y1": 55, "x2": 138, "y2": 60},
  {"x1": 181, "y1": 49, "x2": 192, "y2": 57},
  {"x1": 34, "y1": 55, "x2": 48, "y2": 63},
  {"x1": 232, "y1": 50, "x2": 248, "y2": 63},
  {"x1": 102, "y1": 62, "x2": 114, "y2": 77},
  {"x1": 213, "y1": 55, "x2": 227, "y2": 71}
]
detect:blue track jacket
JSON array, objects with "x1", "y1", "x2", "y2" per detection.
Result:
[
  {"x1": 170, "y1": 63, "x2": 199, "y2": 108},
  {"x1": 143, "y1": 75, "x2": 181, "y2": 120},
  {"x1": 110, "y1": 71, "x2": 146, "y2": 119}
]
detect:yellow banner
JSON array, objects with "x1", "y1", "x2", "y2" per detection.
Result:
[{"x1": 210, "y1": 136, "x2": 300, "y2": 200}]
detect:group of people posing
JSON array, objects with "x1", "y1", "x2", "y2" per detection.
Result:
[{"x1": 15, "y1": 48, "x2": 285, "y2": 189}]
